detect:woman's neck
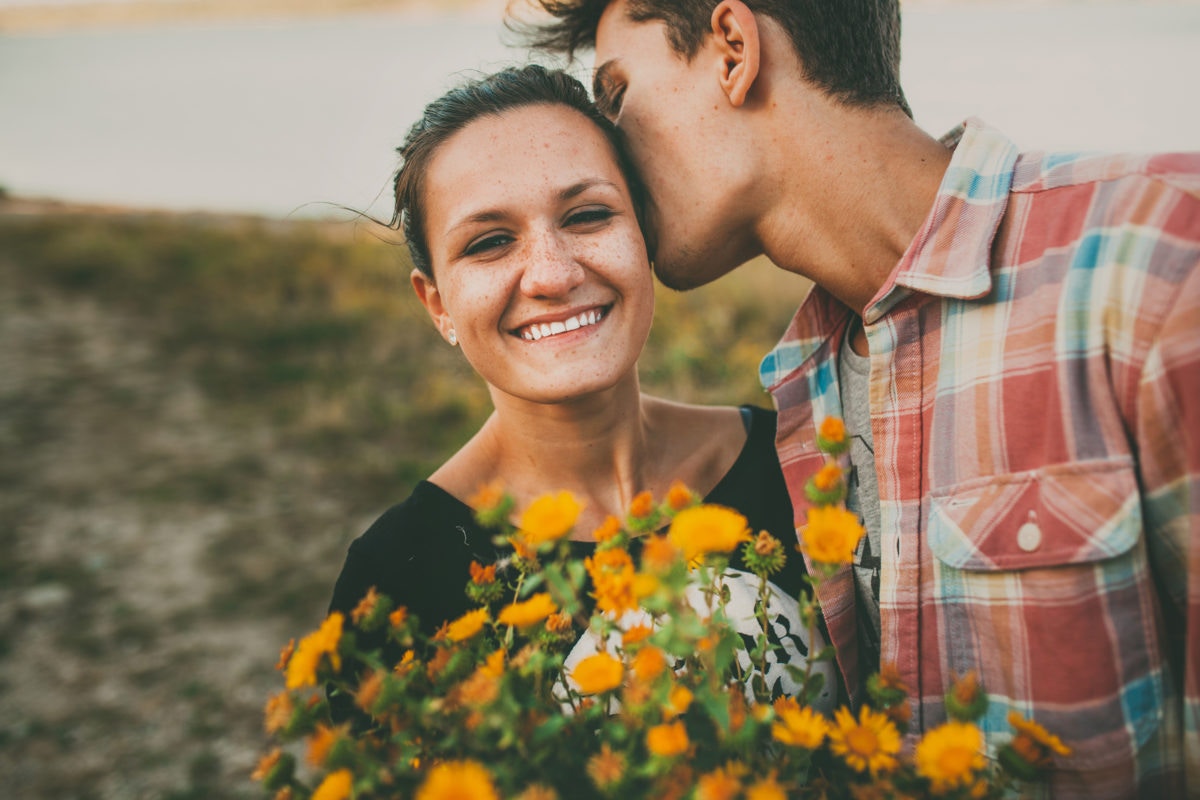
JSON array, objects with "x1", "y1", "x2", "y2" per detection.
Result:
[{"x1": 437, "y1": 374, "x2": 659, "y2": 534}]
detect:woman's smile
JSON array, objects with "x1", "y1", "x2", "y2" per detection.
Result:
[{"x1": 511, "y1": 304, "x2": 611, "y2": 342}]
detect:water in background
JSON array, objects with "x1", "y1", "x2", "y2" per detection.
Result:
[{"x1": 1, "y1": 2, "x2": 1198, "y2": 218}]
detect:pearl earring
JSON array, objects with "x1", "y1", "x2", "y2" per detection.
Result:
[{"x1": 448, "y1": 329, "x2": 457, "y2": 346}]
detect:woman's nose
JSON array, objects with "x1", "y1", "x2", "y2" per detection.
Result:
[{"x1": 518, "y1": 233, "x2": 586, "y2": 298}]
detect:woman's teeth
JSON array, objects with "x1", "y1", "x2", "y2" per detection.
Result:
[{"x1": 520, "y1": 308, "x2": 606, "y2": 341}]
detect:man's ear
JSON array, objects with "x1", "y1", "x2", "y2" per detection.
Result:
[
  {"x1": 711, "y1": 0, "x2": 760, "y2": 107},
  {"x1": 411, "y1": 268, "x2": 454, "y2": 343}
]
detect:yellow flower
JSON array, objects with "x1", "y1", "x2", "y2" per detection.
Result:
[
  {"x1": 415, "y1": 760, "x2": 499, "y2": 800},
  {"x1": 745, "y1": 775, "x2": 788, "y2": 800},
  {"x1": 772, "y1": 703, "x2": 830, "y2": 749},
  {"x1": 631, "y1": 645, "x2": 667, "y2": 683},
  {"x1": 801, "y1": 506, "x2": 865, "y2": 566},
  {"x1": 498, "y1": 593, "x2": 557, "y2": 628},
  {"x1": 586, "y1": 547, "x2": 639, "y2": 615},
  {"x1": 915, "y1": 720, "x2": 987, "y2": 793},
  {"x1": 519, "y1": 491, "x2": 582, "y2": 545},
  {"x1": 667, "y1": 505, "x2": 751, "y2": 563},
  {"x1": 445, "y1": 608, "x2": 489, "y2": 642},
  {"x1": 665, "y1": 685, "x2": 694, "y2": 718},
  {"x1": 480, "y1": 648, "x2": 505, "y2": 678},
  {"x1": 666, "y1": 480, "x2": 695, "y2": 510},
  {"x1": 311, "y1": 769, "x2": 353, "y2": 800},
  {"x1": 286, "y1": 612, "x2": 344, "y2": 689},
  {"x1": 571, "y1": 652, "x2": 624, "y2": 695},
  {"x1": 646, "y1": 720, "x2": 690, "y2": 758},
  {"x1": 1007, "y1": 711, "x2": 1072, "y2": 760},
  {"x1": 829, "y1": 706, "x2": 902, "y2": 775}
]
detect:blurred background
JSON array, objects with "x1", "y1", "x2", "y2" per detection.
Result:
[{"x1": 1, "y1": 0, "x2": 1197, "y2": 797}]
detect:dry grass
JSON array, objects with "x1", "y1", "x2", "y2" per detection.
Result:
[{"x1": 0, "y1": 199, "x2": 809, "y2": 797}]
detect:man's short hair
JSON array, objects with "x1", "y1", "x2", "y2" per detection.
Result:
[{"x1": 513, "y1": 0, "x2": 910, "y2": 115}]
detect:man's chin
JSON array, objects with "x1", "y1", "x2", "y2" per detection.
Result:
[{"x1": 651, "y1": 255, "x2": 726, "y2": 292}]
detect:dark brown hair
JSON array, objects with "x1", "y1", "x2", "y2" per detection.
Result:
[
  {"x1": 392, "y1": 63, "x2": 645, "y2": 277},
  {"x1": 511, "y1": 0, "x2": 910, "y2": 115}
]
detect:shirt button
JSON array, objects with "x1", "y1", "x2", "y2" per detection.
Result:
[{"x1": 1017, "y1": 520, "x2": 1042, "y2": 552}]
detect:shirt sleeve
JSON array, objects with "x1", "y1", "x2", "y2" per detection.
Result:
[{"x1": 1136, "y1": 253, "x2": 1200, "y2": 785}]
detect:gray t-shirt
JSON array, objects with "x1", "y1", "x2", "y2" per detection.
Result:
[{"x1": 838, "y1": 317, "x2": 882, "y2": 680}]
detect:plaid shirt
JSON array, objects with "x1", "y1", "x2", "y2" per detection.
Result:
[{"x1": 760, "y1": 119, "x2": 1199, "y2": 798}]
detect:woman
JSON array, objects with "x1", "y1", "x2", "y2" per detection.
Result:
[{"x1": 328, "y1": 65, "x2": 833, "y2": 713}]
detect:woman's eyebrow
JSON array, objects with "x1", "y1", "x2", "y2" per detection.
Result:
[{"x1": 559, "y1": 179, "x2": 620, "y2": 202}]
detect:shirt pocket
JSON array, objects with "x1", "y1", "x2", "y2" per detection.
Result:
[
  {"x1": 927, "y1": 456, "x2": 1140, "y2": 571},
  {"x1": 927, "y1": 456, "x2": 1166, "y2": 768}
]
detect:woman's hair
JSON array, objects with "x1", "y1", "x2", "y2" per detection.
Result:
[
  {"x1": 392, "y1": 63, "x2": 645, "y2": 277},
  {"x1": 511, "y1": 0, "x2": 909, "y2": 116}
]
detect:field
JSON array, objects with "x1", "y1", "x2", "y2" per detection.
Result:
[{"x1": 0, "y1": 198, "x2": 810, "y2": 798}]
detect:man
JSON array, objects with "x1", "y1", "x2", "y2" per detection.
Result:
[{"x1": 513, "y1": 1, "x2": 1200, "y2": 796}]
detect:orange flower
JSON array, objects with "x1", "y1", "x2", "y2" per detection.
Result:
[
  {"x1": 640, "y1": 534, "x2": 681, "y2": 572},
  {"x1": 592, "y1": 515, "x2": 622, "y2": 543},
  {"x1": 667, "y1": 505, "x2": 751, "y2": 563},
  {"x1": 629, "y1": 490, "x2": 655, "y2": 518},
  {"x1": 445, "y1": 608, "x2": 489, "y2": 642},
  {"x1": 813, "y1": 462, "x2": 843, "y2": 492},
  {"x1": 519, "y1": 491, "x2": 582, "y2": 545},
  {"x1": 819, "y1": 416, "x2": 846, "y2": 444},
  {"x1": 389, "y1": 606, "x2": 409, "y2": 629},
  {"x1": 666, "y1": 480, "x2": 695, "y2": 510},
  {"x1": 306, "y1": 723, "x2": 339, "y2": 767},
  {"x1": 498, "y1": 593, "x2": 557, "y2": 628},
  {"x1": 351, "y1": 586, "x2": 380, "y2": 625},
  {"x1": 355, "y1": 670, "x2": 384, "y2": 713},
  {"x1": 571, "y1": 652, "x2": 625, "y2": 695},
  {"x1": 311, "y1": 769, "x2": 353, "y2": 800},
  {"x1": 801, "y1": 506, "x2": 864, "y2": 566},
  {"x1": 275, "y1": 639, "x2": 295, "y2": 671},
  {"x1": 286, "y1": 612, "x2": 344, "y2": 689},
  {"x1": 631, "y1": 646, "x2": 667, "y2": 683},
  {"x1": 586, "y1": 547, "x2": 638, "y2": 615},
  {"x1": 264, "y1": 691, "x2": 293, "y2": 734},
  {"x1": 469, "y1": 561, "x2": 496, "y2": 585},
  {"x1": 415, "y1": 760, "x2": 499, "y2": 800},
  {"x1": 469, "y1": 480, "x2": 505, "y2": 511},
  {"x1": 695, "y1": 765, "x2": 743, "y2": 800},
  {"x1": 546, "y1": 611, "x2": 573, "y2": 634},
  {"x1": 251, "y1": 749, "x2": 282, "y2": 782},
  {"x1": 1007, "y1": 711, "x2": 1072, "y2": 761},
  {"x1": 480, "y1": 648, "x2": 505, "y2": 678},
  {"x1": 745, "y1": 775, "x2": 787, "y2": 800},
  {"x1": 587, "y1": 743, "x2": 626, "y2": 791},
  {"x1": 646, "y1": 720, "x2": 690, "y2": 757},
  {"x1": 622, "y1": 624, "x2": 654, "y2": 646}
]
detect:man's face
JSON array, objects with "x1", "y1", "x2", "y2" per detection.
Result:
[{"x1": 594, "y1": 0, "x2": 757, "y2": 290}]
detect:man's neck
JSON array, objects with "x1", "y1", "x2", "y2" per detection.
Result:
[{"x1": 754, "y1": 101, "x2": 952, "y2": 315}]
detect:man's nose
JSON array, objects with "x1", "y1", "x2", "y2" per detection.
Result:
[{"x1": 518, "y1": 233, "x2": 586, "y2": 298}]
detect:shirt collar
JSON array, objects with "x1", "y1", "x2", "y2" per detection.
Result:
[{"x1": 864, "y1": 118, "x2": 1019, "y2": 323}]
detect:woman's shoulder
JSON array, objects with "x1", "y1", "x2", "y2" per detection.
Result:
[{"x1": 347, "y1": 480, "x2": 478, "y2": 560}]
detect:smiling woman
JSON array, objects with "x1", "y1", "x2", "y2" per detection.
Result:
[{"x1": 326, "y1": 64, "x2": 832, "y2": 721}]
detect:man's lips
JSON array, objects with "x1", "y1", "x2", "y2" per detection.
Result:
[{"x1": 511, "y1": 305, "x2": 610, "y2": 342}]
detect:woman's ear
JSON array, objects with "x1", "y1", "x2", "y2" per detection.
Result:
[
  {"x1": 411, "y1": 268, "x2": 454, "y2": 344},
  {"x1": 711, "y1": 0, "x2": 760, "y2": 108}
]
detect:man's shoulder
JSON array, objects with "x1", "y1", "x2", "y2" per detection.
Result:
[{"x1": 1011, "y1": 148, "x2": 1200, "y2": 201}]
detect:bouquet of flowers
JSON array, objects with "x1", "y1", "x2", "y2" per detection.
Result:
[{"x1": 256, "y1": 418, "x2": 1070, "y2": 799}]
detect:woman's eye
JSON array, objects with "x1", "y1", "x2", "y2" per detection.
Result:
[
  {"x1": 566, "y1": 207, "x2": 616, "y2": 228},
  {"x1": 463, "y1": 233, "x2": 513, "y2": 257}
]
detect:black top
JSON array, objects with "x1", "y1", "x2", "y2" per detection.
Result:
[
  {"x1": 327, "y1": 405, "x2": 833, "y2": 714},
  {"x1": 331, "y1": 406, "x2": 798, "y2": 626}
]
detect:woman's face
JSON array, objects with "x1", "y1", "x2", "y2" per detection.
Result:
[{"x1": 413, "y1": 103, "x2": 654, "y2": 406}]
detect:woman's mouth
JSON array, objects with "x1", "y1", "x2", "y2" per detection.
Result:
[{"x1": 513, "y1": 306, "x2": 609, "y2": 342}]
